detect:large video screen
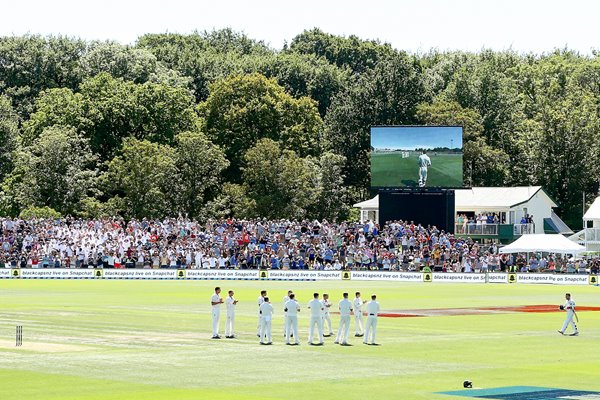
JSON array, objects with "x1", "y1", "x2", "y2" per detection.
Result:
[{"x1": 370, "y1": 126, "x2": 463, "y2": 188}]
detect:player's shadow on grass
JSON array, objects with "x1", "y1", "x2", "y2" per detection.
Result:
[{"x1": 401, "y1": 179, "x2": 419, "y2": 187}]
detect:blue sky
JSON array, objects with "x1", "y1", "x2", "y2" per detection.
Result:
[
  {"x1": 1, "y1": 0, "x2": 598, "y2": 54},
  {"x1": 371, "y1": 126, "x2": 463, "y2": 150}
]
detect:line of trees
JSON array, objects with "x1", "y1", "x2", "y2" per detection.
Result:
[{"x1": 1, "y1": 29, "x2": 599, "y2": 226}]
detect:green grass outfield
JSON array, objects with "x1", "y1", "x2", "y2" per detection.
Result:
[
  {"x1": 371, "y1": 152, "x2": 463, "y2": 187},
  {"x1": 1, "y1": 280, "x2": 599, "y2": 400}
]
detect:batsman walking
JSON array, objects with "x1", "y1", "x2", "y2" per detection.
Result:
[
  {"x1": 417, "y1": 151, "x2": 431, "y2": 187},
  {"x1": 558, "y1": 292, "x2": 579, "y2": 336}
]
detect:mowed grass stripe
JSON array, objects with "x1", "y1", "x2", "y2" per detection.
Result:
[{"x1": 0, "y1": 280, "x2": 598, "y2": 399}]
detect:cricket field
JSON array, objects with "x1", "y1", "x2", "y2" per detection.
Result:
[
  {"x1": 371, "y1": 151, "x2": 463, "y2": 188},
  {"x1": 1, "y1": 279, "x2": 599, "y2": 399}
]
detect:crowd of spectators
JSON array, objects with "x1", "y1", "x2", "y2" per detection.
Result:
[
  {"x1": 1, "y1": 217, "x2": 597, "y2": 274},
  {"x1": 456, "y1": 213, "x2": 503, "y2": 227},
  {"x1": 456, "y1": 213, "x2": 535, "y2": 235},
  {"x1": 456, "y1": 213, "x2": 503, "y2": 235}
]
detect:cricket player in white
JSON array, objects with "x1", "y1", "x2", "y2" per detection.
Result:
[
  {"x1": 225, "y1": 290, "x2": 238, "y2": 338},
  {"x1": 283, "y1": 290, "x2": 293, "y2": 338},
  {"x1": 335, "y1": 292, "x2": 353, "y2": 345},
  {"x1": 418, "y1": 151, "x2": 431, "y2": 187},
  {"x1": 210, "y1": 287, "x2": 224, "y2": 339},
  {"x1": 363, "y1": 294, "x2": 381, "y2": 345},
  {"x1": 558, "y1": 292, "x2": 579, "y2": 336},
  {"x1": 259, "y1": 297, "x2": 274, "y2": 345},
  {"x1": 257, "y1": 290, "x2": 266, "y2": 337},
  {"x1": 354, "y1": 292, "x2": 365, "y2": 337},
  {"x1": 284, "y1": 293, "x2": 300, "y2": 345},
  {"x1": 308, "y1": 293, "x2": 325, "y2": 345},
  {"x1": 321, "y1": 293, "x2": 334, "y2": 336}
]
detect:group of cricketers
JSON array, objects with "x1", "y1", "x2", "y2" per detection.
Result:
[
  {"x1": 211, "y1": 289, "x2": 580, "y2": 345},
  {"x1": 211, "y1": 288, "x2": 381, "y2": 345}
]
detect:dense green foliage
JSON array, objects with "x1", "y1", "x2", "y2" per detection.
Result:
[
  {"x1": 7, "y1": 126, "x2": 98, "y2": 215},
  {"x1": 1, "y1": 30, "x2": 599, "y2": 225},
  {"x1": 198, "y1": 73, "x2": 322, "y2": 181},
  {"x1": 0, "y1": 95, "x2": 19, "y2": 181}
]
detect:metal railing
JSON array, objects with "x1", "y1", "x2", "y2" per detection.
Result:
[
  {"x1": 513, "y1": 223, "x2": 534, "y2": 235},
  {"x1": 455, "y1": 224, "x2": 498, "y2": 235}
]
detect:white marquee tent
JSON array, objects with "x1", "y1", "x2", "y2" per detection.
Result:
[{"x1": 499, "y1": 234, "x2": 585, "y2": 254}]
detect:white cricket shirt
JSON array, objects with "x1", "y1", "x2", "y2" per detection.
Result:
[
  {"x1": 260, "y1": 302, "x2": 274, "y2": 321},
  {"x1": 366, "y1": 300, "x2": 380, "y2": 316},
  {"x1": 321, "y1": 299, "x2": 331, "y2": 315},
  {"x1": 339, "y1": 299, "x2": 353, "y2": 317},
  {"x1": 284, "y1": 299, "x2": 299, "y2": 316},
  {"x1": 353, "y1": 297, "x2": 364, "y2": 314},
  {"x1": 211, "y1": 294, "x2": 221, "y2": 311},
  {"x1": 308, "y1": 298, "x2": 323, "y2": 317},
  {"x1": 564, "y1": 299, "x2": 576, "y2": 312},
  {"x1": 226, "y1": 296, "x2": 236, "y2": 314}
]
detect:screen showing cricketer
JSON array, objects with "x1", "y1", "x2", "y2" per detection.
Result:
[{"x1": 370, "y1": 126, "x2": 463, "y2": 189}]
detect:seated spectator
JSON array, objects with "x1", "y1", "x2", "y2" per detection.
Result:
[
  {"x1": 333, "y1": 259, "x2": 342, "y2": 270},
  {"x1": 538, "y1": 257, "x2": 548, "y2": 271},
  {"x1": 577, "y1": 259, "x2": 587, "y2": 274},
  {"x1": 382, "y1": 256, "x2": 391, "y2": 270},
  {"x1": 529, "y1": 256, "x2": 539, "y2": 272}
]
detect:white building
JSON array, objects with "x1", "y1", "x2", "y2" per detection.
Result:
[
  {"x1": 455, "y1": 186, "x2": 570, "y2": 234},
  {"x1": 569, "y1": 196, "x2": 600, "y2": 252},
  {"x1": 353, "y1": 186, "x2": 572, "y2": 241},
  {"x1": 353, "y1": 196, "x2": 380, "y2": 226}
]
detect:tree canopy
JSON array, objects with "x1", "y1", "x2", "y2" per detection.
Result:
[
  {"x1": 0, "y1": 30, "x2": 599, "y2": 226},
  {"x1": 24, "y1": 72, "x2": 199, "y2": 158},
  {"x1": 198, "y1": 73, "x2": 322, "y2": 181}
]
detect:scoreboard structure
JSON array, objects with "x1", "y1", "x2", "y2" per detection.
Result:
[{"x1": 378, "y1": 188, "x2": 455, "y2": 233}]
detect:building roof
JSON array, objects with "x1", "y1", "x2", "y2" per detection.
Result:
[
  {"x1": 455, "y1": 186, "x2": 556, "y2": 210},
  {"x1": 544, "y1": 210, "x2": 573, "y2": 235},
  {"x1": 353, "y1": 195, "x2": 379, "y2": 209},
  {"x1": 353, "y1": 187, "x2": 558, "y2": 211},
  {"x1": 583, "y1": 197, "x2": 600, "y2": 220}
]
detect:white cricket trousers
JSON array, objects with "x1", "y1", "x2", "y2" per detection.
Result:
[
  {"x1": 419, "y1": 166, "x2": 428, "y2": 185},
  {"x1": 308, "y1": 316, "x2": 324, "y2": 343},
  {"x1": 257, "y1": 314, "x2": 262, "y2": 336},
  {"x1": 286, "y1": 315, "x2": 299, "y2": 344},
  {"x1": 225, "y1": 313, "x2": 235, "y2": 337},
  {"x1": 260, "y1": 318, "x2": 272, "y2": 343},
  {"x1": 561, "y1": 312, "x2": 578, "y2": 333},
  {"x1": 283, "y1": 313, "x2": 289, "y2": 336},
  {"x1": 212, "y1": 310, "x2": 220, "y2": 337},
  {"x1": 323, "y1": 313, "x2": 333, "y2": 334},
  {"x1": 364, "y1": 315, "x2": 377, "y2": 344},
  {"x1": 354, "y1": 312, "x2": 364, "y2": 334},
  {"x1": 336, "y1": 315, "x2": 351, "y2": 344}
]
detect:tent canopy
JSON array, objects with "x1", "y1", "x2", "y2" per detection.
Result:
[{"x1": 498, "y1": 234, "x2": 585, "y2": 254}]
